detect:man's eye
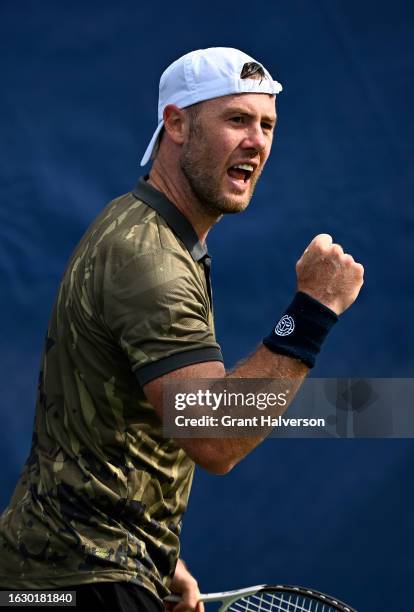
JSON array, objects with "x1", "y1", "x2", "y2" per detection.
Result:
[
  {"x1": 230, "y1": 116, "x2": 244, "y2": 124},
  {"x1": 262, "y1": 123, "x2": 273, "y2": 131}
]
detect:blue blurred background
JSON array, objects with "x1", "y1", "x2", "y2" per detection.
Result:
[{"x1": 1, "y1": 1, "x2": 413, "y2": 609}]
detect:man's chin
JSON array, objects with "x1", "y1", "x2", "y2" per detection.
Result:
[
  {"x1": 193, "y1": 184, "x2": 253, "y2": 216},
  {"x1": 216, "y1": 192, "x2": 253, "y2": 214}
]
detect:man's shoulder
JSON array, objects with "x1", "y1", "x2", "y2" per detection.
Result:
[
  {"x1": 65, "y1": 190, "x2": 188, "y2": 279},
  {"x1": 91, "y1": 191, "x2": 188, "y2": 262},
  {"x1": 60, "y1": 189, "x2": 198, "y2": 306}
]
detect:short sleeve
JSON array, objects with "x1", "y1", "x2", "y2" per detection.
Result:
[{"x1": 102, "y1": 247, "x2": 223, "y2": 386}]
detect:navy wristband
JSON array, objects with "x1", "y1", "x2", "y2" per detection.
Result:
[{"x1": 263, "y1": 291, "x2": 339, "y2": 368}]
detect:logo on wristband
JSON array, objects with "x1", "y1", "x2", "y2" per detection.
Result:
[{"x1": 275, "y1": 314, "x2": 295, "y2": 336}]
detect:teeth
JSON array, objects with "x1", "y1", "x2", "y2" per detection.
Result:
[{"x1": 233, "y1": 163, "x2": 254, "y2": 172}]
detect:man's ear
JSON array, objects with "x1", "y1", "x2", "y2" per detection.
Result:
[{"x1": 163, "y1": 105, "x2": 186, "y2": 145}]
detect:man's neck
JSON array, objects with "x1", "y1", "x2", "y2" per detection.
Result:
[{"x1": 147, "y1": 160, "x2": 220, "y2": 244}]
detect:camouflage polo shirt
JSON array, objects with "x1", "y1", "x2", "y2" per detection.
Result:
[{"x1": 0, "y1": 177, "x2": 223, "y2": 599}]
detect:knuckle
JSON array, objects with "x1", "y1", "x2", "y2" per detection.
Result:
[
  {"x1": 316, "y1": 232, "x2": 333, "y2": 242},
  {"x1": 331, "y1": 244, "x2": 344, "y2": 256},
  {"x1": 342, "y1": 253, "x2": 354, "y2": 265},
  {"x1": 315, "y1": 243, "x2": 328, "y2": 256},
  {"x1": 312, "y1": 233, "x2": 332, "y2": 248}
]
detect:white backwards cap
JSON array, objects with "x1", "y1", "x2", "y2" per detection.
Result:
[{"x1": 140, "y1": 47, "x2": 283, "y2": 166}]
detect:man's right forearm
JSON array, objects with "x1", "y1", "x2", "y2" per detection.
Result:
[
  {"x1": 181, "y1": 345, "x2": 309, "y2": 475},
  {"x1": 224, "y1": 344, "x2": 310, "y2": 465},
  {"x1": 228, "y1": 342, "x2": 309, "y2": 380}
]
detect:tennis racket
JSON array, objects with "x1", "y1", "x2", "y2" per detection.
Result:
[{"x1": 166, "y1": 583, "x2": 357, "y2": 611}]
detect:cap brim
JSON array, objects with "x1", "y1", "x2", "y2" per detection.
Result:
[{"x1": 140, "y1": 121, "x2": 164, "y2": 167}]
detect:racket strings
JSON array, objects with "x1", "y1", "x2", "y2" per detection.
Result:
[{"x1": 228, "y1": 591, "x2": 339, "y2": 612}]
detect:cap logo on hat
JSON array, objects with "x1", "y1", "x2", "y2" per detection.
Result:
[{"x1": 140, "y1": 47, "x2": 283, "y2": 166}]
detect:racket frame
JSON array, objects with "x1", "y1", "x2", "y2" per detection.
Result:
[{"x1": 166, "y1": 583, "x2": 357, "y2": 612}]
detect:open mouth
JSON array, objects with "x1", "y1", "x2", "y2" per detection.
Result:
[{"x1": 227, "y1": 163, "x2": 254, "y2": 183}]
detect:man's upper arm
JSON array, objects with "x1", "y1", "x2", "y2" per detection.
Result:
[{"x1": 102, "y1": 245, "x2": 223, "y2": 384}]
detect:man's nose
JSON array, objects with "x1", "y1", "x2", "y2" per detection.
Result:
[{"x1": 241, "y1": 124, "x2": 266, "y2": 152}]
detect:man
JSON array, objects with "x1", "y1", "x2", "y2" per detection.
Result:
[{"x1": 0, "y1": 47, "x2": 364, "y2": 611}]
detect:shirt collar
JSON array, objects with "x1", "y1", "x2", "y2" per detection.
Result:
[{"x1": 132, "y1": 176, "x2": 209, "y2": 262}]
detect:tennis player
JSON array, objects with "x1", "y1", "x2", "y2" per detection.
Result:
[{"x1": 0, "y1": 47, "x2": 363, "y2": 611}]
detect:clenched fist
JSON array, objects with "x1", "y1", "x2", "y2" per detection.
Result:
[{"x1": 296, "y1": 234, "x2": 364, "y2": 315}]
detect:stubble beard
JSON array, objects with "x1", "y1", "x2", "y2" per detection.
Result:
[{"x1": 179, "y1": 132, "x2": 260, "y2": 217}]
